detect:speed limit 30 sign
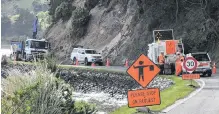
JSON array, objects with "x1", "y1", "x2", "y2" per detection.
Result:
[{"x1": 183, "y1": 57, "x2": 199, "y2": 73}]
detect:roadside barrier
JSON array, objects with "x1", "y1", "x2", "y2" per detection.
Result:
[{"x1": 212, "y1": 62, "x2": 216, "y2": 74}]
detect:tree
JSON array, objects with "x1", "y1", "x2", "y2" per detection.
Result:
[
  {"x1": 1, "y1": 16, "x2": 11, "y2": 37},
  {"x1": 13, "y1": 8, "x2": 35, "y2": 37},
  {"x1": 54, "y1": 2, "x2": 75, "y2": 21}
]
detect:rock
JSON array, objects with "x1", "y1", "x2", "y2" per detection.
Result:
[{"x1": 136, "y1": 107, "x2": 151, "y2": 113}]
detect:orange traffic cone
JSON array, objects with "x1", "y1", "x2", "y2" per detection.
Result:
[
  {"x1": 212, "y1": 62, "x2": 216, "y2": 74},
  {"x1": 106, "y1": 58, "x2": 110, "y2": 66},
  {"x1": 125, "y1": 59, "x2": 129, "y2": 67},
  {"x1": 91, "y1": 62, "x2": 96, "y2": 67},
  {"x1": 75, "y1": 59, "x2": 79, "y2": 65}
]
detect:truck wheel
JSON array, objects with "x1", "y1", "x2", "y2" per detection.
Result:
[
  {"x1": 99, "y1": 62, "x2": 103, "y2": 66},
  {"x1": 207, "y1": 73, "x2": 212, "y2": 77},
  {"x1": 24, "y1": 54, "x2": 28, "y2": 62}
]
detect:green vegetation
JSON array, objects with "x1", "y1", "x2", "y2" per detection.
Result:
[
  {"x1": 37, "y1": 11, "x2": 52, "y2": 31},
  {"x1": 148, "y1": 76, "x2": 199, "y2": 111},
  {"x1": 70, "y1": 7, "x2": 90, "y2": 38},
  {"x1": 1, "y1": 0, "x2": 49, "y2": 45},
  {"x1": 1, "y1": 61, "x2": 96, "y2": 114},
  {"x1": 111, "y1": 106, "x2": 137, "y2": 114},
  {"x1": 9, "y1": 14, "x2": 20, "y2": 24},
  {"x1": 54, "y1": 2, "x2": 75, "y2": 21},
  {"x1": 111, "y1": 76, "x2": 199, "y2": 114}
]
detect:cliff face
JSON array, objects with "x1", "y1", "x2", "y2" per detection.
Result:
[{"x1": 45, "y1": 0, "x2": 219, "y2": 65}]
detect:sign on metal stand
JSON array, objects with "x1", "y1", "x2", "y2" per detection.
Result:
[
  {"x1": 126, "y1": 54, "x2": 161, "y2": 107},
  {"x1": 182, "y1": 56, "x2": 200, "y2": 86}
]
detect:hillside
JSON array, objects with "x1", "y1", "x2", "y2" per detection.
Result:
[{"x1": 46, "y1": 0, "x2": 218, "y2": 65}]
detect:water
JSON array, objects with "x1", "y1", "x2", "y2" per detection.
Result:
[{"x1": 72, "y1": 92, "x2": 128, "y2": 113}]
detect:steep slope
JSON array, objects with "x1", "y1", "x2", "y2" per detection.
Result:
[{"x1": 45, "y1": 0, "x2": 219, "y2": 65}]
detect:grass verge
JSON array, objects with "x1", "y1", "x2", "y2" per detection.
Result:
[{"x1": 111, "y1": 76, "x2": 199, "y2": 114}]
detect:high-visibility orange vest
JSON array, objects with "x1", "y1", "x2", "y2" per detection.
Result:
[
  {"x1": 175, "y1": 61, "x2": 182, "y2": 76},
  {"x1": 175, "y1": 56, "x2": 184, "y2": 76},
  {"x1": 176, "y1": 56, "x2": 184, "y2": 62},
  {"x1": 158, "y1": 54, "x2": 165, "y2": 64}
]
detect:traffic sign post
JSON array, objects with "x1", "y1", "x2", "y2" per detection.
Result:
[
  {"x1": 183, "y1": 57, "x2": 199, "y2": 74},
  {"x1": 182, "y1": 56, "x2": 200, "y2": 86},
  {"x1": 126, "y1": 54, "x2": 161, "y2": 107}
]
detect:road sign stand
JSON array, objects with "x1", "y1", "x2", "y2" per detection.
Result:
[
  {"x1": 126, "y1": 54, "x2": 161, "y2": 108},
  {"x1": 182, "y1": 57, "x2": 200, "y2": 87}
]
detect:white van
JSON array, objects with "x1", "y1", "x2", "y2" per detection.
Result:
[{"x1": 70, "y1": 48, "x2": 103, "y2": 66}]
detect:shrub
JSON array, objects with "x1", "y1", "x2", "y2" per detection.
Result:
[
  {"x1": 1, "y1": 55, "x2": 8, "y2": 66},
  {"x1": 44, "y1": 52, "x2": 57, "y2": 72},
  {"x1": 70, "y1": 7, "x2": 90, "y2": 38},
  {"x1": 1, "y1": 61, "x2": 96, "y2": 114},
  {"x1": 54, "y1": 1, "x2": 75, "y2": 21},
  {"x1": 84, "y1": 0, "x2": 99, "y2": 11}
]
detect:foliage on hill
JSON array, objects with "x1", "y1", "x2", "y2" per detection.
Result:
[{"x1": 1, "y1": 0, "x2": 50, "y2": 44}]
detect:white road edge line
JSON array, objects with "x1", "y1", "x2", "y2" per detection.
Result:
[{"x1": 161, "y1": 79, "x2": 205, "y2": 113}]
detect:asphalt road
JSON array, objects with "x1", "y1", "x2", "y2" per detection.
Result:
[
  {"x1": 61, "y1": 64, "x2": 128, "y2": 72},
  {"x1": 163, "y1": 70, "x2": 219, "y2": 114}
]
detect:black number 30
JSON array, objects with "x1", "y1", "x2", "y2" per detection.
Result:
[{"x1": 186, "y1": 61, "x2": 194, "y2": 67}]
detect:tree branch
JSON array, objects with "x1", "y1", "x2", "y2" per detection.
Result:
[{"x1": 175, "y1": 0, "x2": 179, "y2": 23}]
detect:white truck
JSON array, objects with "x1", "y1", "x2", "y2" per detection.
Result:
[
  {"x1": 70, "y1": 48, "x2": 103, "y2": 66},
  {"x1": 147, "y1": 29, "x2": 185, "y2": 74},
  {"x1": 10, "y1": 39, "x2": 50, "y2": 61}
]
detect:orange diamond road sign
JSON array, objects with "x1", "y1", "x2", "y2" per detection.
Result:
[
  {"x1": 128, "y1": 88, "x2": 161, "y2": 107},
  {"x1": 127, "y1": 54, "x2": 160, "y2": 88}
]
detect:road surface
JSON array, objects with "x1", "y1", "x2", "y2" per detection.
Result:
[
  {"x1": 60, "y1": 65, "x2": 128, "y2": 72},
  {"x1": 164, "y1": 70, "x2": 219, "y2": 114}
]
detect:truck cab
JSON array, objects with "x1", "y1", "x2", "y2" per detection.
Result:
[
  {"x1": 10, "y1": 39, "x2": 50, "y2": 61},
  {"x1": 25, "y1": 39, "x2": 49, "y2": 60}
]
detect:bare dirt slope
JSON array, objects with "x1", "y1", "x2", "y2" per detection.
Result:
[{"x1": 45, "y1": 0, "x2": 219, "y2": 66}]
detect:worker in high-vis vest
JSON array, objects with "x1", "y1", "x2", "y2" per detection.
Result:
[
  {"x1": 175, "y1": 52, "x2": 184, "y2": 76},
  {"x1": 158, "y1": 51, "x2": 165, "y2": 75}
]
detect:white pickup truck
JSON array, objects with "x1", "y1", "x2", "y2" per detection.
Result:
[{"x1": 70, "y1": 48, "x2": 103, "y2": 66}]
